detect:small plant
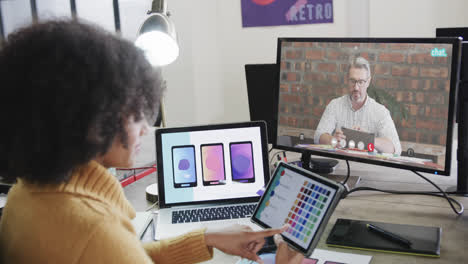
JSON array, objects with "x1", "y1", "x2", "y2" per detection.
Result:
[{"x1": 368, "y1": 85, "x2": 409, "y2": 121}]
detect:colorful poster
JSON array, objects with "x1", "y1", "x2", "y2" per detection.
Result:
[{"x1": 241, "y1": 0, "x2": 333, "y2": 28}]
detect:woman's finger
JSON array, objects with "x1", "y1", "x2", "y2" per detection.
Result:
[
  {"x1": 247, "y1": 241, "x2": 257, "y2": 251},
  {"x1": 273, "y1": 234, "x2": 284, "y2": 246},
  {"x1": 252, "y1": 240, "x2": 265, "y2": 254},
  {"x1": 251, "y1": 225, "x2": 288, "y2": 239}
]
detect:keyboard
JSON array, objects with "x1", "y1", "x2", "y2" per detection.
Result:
[{"x1": 172, "y1": 204, "x2": 256, "y2": 224}]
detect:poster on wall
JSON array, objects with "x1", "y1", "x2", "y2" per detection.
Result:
[{"x1": 241, "y1": 0, "x2": 333, "y2": 28}]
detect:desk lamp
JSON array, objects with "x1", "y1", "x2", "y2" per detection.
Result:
[
  {"x1": 135, "y1": 0, "x2": 179, "y2": 66},
  {"x1": 135, "y1": 0, "x2": 176, "y2": 204}
]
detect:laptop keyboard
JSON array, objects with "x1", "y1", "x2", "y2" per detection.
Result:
[{"x1": 172, "y1": 204, "x2": 256, "y2": 224}]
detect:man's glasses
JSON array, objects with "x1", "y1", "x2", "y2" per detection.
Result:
[{"x1": 348, "y1": 78, "x2": 369, "y2": 87}]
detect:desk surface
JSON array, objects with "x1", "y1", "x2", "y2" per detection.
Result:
[{"x1": 124, "y1": 149, "x2": 468, "y2": 263}]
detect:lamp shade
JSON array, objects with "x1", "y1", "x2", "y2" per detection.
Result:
[{"x1": 135, "y1": 13, "x2": 179, "y2": 66}]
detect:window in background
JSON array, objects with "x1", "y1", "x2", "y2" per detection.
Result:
[
  {"x1": 36, "y1": 0, "x2": 72, "y2": 21},
  {"x1": 0, "y1": 0, "x2": 33, "y2": 38}
]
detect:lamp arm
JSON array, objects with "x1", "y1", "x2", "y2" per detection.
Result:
[{"x1": 148, "y1": 0, "x2": 167, "y2": 15}]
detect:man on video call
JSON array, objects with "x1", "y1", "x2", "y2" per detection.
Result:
[{"x1": 313, "y1": 56, "x2": 401, "y2": 155}]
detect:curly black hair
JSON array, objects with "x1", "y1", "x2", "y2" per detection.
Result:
[{"x1": 0, "y1": 20, "x2": 164, "y2": 184}]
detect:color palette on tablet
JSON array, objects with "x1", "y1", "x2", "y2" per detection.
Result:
[
  {"x1": 253, "y1": 164, "x2": 338, "y2": 250},
  {"x1": 284, "y1": 180, "x2": 332, "y2": 245}
]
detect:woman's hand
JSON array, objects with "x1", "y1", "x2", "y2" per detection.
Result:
[
  {"x1": 205, "y1": 224, "x2": 287, "y2": 263},
  {"x1": 274, "y1": 234, "x2": 305, "y2": 264}
]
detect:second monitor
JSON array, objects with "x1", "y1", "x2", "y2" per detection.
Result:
[
  {"x1": 245, "y1": 63, "x2": 278, "y2": 144},
  {"x1": 275, "y1": 37, "x2": 461, "y2": 176}
]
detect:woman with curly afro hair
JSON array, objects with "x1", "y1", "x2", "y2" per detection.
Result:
[{"x1": 0, "y1": 20, "x2": 304, "y2": 264}]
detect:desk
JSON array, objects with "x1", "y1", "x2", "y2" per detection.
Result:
[
  {"x1": 322, "y1": 193, "x2": 468, "y2": 263},
  {"x1": 124, "y1": 151, "x2": 468, "y2": 263}
]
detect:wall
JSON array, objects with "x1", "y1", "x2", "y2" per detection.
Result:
[
  {"x1": 163, "y1": 0, "x2": 220, "y2": 126},
  {"x1": 369, "y1": 0, "x2": 468, "y2": 37},
  {"x1": 163, "y1": 0, "x2": 468, "y2": 126},
  {"x1": 162, "y1": 0, "x2": 351, "y2": 126},
  {"x1": 2, "y1": 0, "x2": 467, "y2": 127}
]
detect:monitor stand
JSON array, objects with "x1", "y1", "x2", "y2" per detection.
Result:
[{"x1": 300, "y1": 153, "x2": 361, "y2": 189}]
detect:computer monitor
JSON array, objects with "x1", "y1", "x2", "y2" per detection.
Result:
[
  {"x1": 274, "y1": 37, "x2": 462, "y2": 176},
  {"x1": 245, "y1": 63, "x2": 278, "y2": 144},
  {"x1": 436, "y1": 28, "x2": 468, "y2": 96},
  {"x1": 436, "y1": 28, "x2": 468, "y2": 195}
]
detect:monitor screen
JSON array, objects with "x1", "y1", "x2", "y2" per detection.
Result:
[
  {"x1": 156, "y1": 121, "x2": 270, "y2": 207},
  {"x1": 275, "y1": 38, "x2": 461, "y2": 176}
]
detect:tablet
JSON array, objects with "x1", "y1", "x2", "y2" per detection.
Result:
[
  {"x1": 251, "y1": 162, "x2": 345, "y2": 256},
  {"x1": 341, "y1": 127, "x2": 375, "y2": 151}
]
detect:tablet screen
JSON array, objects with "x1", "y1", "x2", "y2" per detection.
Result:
[{"x1": 252, "y1": 163, "x2": 342, "y2": 254}]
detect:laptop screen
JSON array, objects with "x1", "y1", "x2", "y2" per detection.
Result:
[{"x1": 156, "y1": 121, "x2": 270, "y2": 208}]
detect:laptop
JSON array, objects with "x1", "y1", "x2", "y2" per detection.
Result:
[{"x1": 154, "y1": 121, "x2": 270, "y2": 240}]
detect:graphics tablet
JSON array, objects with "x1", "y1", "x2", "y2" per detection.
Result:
[{"x1": 251, "y1": 162, "x2": 345, "y2": 256}]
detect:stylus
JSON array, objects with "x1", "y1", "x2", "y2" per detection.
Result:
[{"x1": 366, "y1": 224, "x2": 412, "y2": 247}]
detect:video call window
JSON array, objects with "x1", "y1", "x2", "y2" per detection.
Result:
[{"x1": 276, "y1": 39, "x2": 458, "y2": 174}]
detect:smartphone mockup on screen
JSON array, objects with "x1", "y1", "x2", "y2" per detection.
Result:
[
  {"x1": 230, "y1": 141, "x2": 255, "y2": 183},
  {"x1": 200, "y1": 143, "x2": 226, "y2": 186},
  {"x1": 171, "y1": 145, "x2": 197, "y2": 188}
]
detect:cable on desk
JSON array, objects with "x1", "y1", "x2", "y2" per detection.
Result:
[
  {"x1": 337, "y1": 160, "x2": 351, "y2": 197},
  {"x1": 268, "y1": 146, "x2": 274, "y2": 153},
  {"x1": 116, "y1": 166, "x2": 156, "y2": 171},
  {"x1": 412, "y1": 170, "x2": 464, "y2": 216},
  {"x1": 145, "y1": 201, "x2": 159, "y2": 212},
  {"x1": 341, "y1": 160, "x2": 351, "y2": 185},
  {"x1": 343, "y1": 170, "x2": 464, "y2": 216},
  {"x1": 345, "y1": 186, "x2": 464, "y2": 216}
]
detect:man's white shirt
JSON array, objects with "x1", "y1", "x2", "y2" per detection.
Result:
[{"x1": 314, "y1": 94, "x2": 402, "y2": 155}]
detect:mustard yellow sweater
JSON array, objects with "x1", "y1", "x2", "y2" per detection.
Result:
[{"x1": 0, "y1": 161, "x2": 213, "y2": 263}]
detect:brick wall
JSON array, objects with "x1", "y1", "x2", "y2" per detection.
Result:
[{"x1": 278, "y1": 41, "x2": 453, "y2": 147}]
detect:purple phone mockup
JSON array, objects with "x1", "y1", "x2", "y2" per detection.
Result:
[{"x1": 230, "y1": 141, "x2": 255, "y2": 183}]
